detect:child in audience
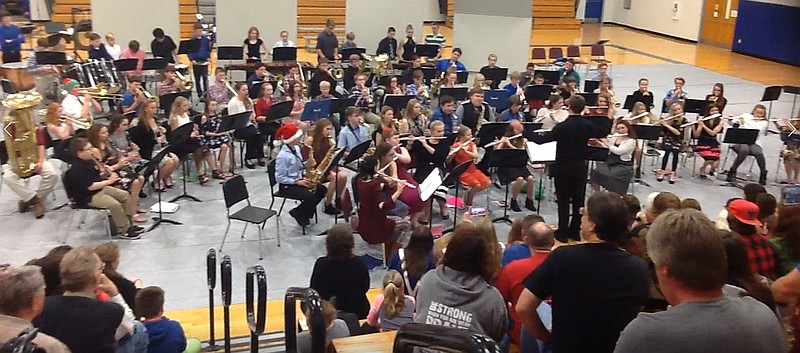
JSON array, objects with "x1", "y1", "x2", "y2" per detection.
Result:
[
  {"x1": 136, "y1": 286, "x2": 188, "y2": 353},
  {"x1": 623, "y1": 194, "x2": 642, "y2": 229},
  {"x1": 681, "y1": 197, "x2": 702, "y2": 211},
  {"x1": 297, "y1": 300, "x2": 350, "y2": 353},
  {"x1": 367, "y1": 270, "x2": 415, "y2": 332}
]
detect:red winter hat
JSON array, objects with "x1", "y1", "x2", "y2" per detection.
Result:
[
  {"x1": 728, "y1": 199, "x2": 762, "y2": 227},
  {"x1": 273, "y1": 124, "x2": 302, "y2": 147}
]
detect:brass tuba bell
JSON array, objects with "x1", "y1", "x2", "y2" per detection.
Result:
[{"x1": 3, "y1": 92, "x2": 44, "y2": 178}]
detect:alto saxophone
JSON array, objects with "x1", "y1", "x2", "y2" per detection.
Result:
[
  {"x1": 305, "y1": 137, "x2": 337, "y2": 192},
  {"x1": 3, "y1": 92, "x2": 43, "y2": 178}
]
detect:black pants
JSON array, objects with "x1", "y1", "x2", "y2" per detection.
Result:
[
  {"x1": 279, "y1": 184, "x2": 327, "y2": 219},
  {"x1": 661, "y1": 147, "x2": 680, "y2": 171},
  {"x1": 552, "y1": 161, "x2": 587, "y2": 242},
  {"x1": 258, "y1": 122, "x2": 279, "y2": 146},
  {"x1": 233, "y1": 126, "x2": 264, "y2": 160},
  {"x1": 2, "y1": 51, "x2": 21, "y2": 64},
  {"x1": 193, "y1": 64, "x2": 209, "y2": 98}
]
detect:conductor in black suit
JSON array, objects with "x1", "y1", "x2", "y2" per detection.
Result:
[{"x1": 530, "y1": 95, "x2": 612, "y2": 242}]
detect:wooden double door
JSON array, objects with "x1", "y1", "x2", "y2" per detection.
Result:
[{"x1": 700, "y1": 0, "x2": 740, "y2": 48}]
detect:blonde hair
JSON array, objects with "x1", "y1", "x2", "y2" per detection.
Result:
[
  {"x1": 59, "y1": 247, "x2": 100, "y2": 292},
  {"x1": 381, "y1": 270, "x2": 405, "y2": 318},
  {"x1": 475, "y1": 217, "x2": 502, "y2": 276},
  {"x1": 170, "y1": 96, "x2": 190, "y2": 119},
  {"x1": 305, "y1": 299, "x2": 336, "y2": 331}
]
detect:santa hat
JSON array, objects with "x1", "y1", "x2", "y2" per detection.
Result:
[
  {"x1": 63, "y1": 78, "x2": 80, "y2": 92},
  {"x1": 273, "y1": 124, "x2": 302, "y2": 147}
]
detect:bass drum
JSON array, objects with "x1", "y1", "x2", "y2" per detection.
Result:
[{"x1": 1, "y1": 62, "x2": 36, "y2": 92}]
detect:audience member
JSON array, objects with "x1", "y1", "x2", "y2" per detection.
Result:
[
  {"x1": 622, "y1": 194, "x2": 641, "y2": 229},
  {"x1": 717, "y1": 230, "x2": 776, "y2": 310},
  {"x1": 680, "y1": 197, "x2": 702, "y2": 211},
  {"x1": 25, "y1": 245, "x2": 73, "y2": 296},
  {"x1": 415, "y1": 227, "x2": 507, "y2": 342},
  {"x1": 95, "y1": 242, "x2": 142, "y2": 314},
  {"x1": 614, "y1": 209, "x2": 786, "y2": 353},
  {"x1": 388, "y1": 226, "x2": 435, "y2": 296},
  {"x1": 310, "y1": 224, "x2": 370, "y2": 319},
  {"x1": 474, "y1": 217, "x2": 503, "y2": 277},
  {"x1": 0, "y1": 265, "x2": 70, "y2": 352},
  {"x1": 768, "y1": 205, "x2": 800, "y2": 276},
  {"x1": 516, "y1": 192, "x2": 649, "y2": 353},
  {"x1": 501, "y1": 214, "x2": 545, "y2": 266},
  {"x1": 495, "y1": 222, "x2": 554, "y2": 346},
  {"x1": 297, "y1": 300, "x2": 349, "y2": 353},
  {"x1": 716, "y1": 184, "x2": 767, "y2": 232},
  {"x1": 366, "y1": 270, "x2": 415, "y2": 332},
  {"x1": 136, "y1": 286, "x2": 188, "y2": 353},
  {"x1": 727, "y1": 199, "x2": 777, "y2": 280},
  {"x1": 755, "y1": 192, "x2": 777, "y2": 232}
]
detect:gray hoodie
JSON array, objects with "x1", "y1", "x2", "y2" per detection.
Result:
[{"x1": 414, "y1": 265, "x2": 507, "y2": 342}]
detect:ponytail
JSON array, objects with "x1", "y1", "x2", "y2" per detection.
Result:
[{"x1": 382, "y1": 282, "x2": 405, "y2": 318}]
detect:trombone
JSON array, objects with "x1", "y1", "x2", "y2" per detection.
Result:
[
  {"x1": 61, "y1": 115, "x2": 93, "y2": 130},
  {"x1": 174, "y1": 71, "x2": 194, "y2": 91},
  {"x1": 76, "y1": 84, "x2": 124, "y2": 99}
]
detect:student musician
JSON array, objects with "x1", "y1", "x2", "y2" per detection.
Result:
[
  {"x1": 478, "y1": 54, "x2": 501, "y2": 89},
  {"x1": 503, "y1": 71, "x2": 524, "y2": 99},
  {"x1": 207, "y1": 67, "x2": 234, "y2": 105},
  {"x1": 494, "y1": 120, "x2": 536, "y2": 212},
  {"x1": 556, "y1": 76, "x2": 578, "y2": 101},
  {"x1": 343, "y1": 54, "x2": 361, "y2": 91},
  {"x1": 254, "y1": 83, "x2": 279, "y2": 146},
  {"x1": 621, "y1": 102, "x2": 654, "y2": 125},
  {"x1": 384, "y1": 76, "x2": 404, "y2": 95},
  {"x1": 402, "y1": 99, "x2": 428, "y2": 136},
  {"x1": 313, "y1": 81, "x2": 336, "y2": 101},
  {"x1": 435, "y1": 48, "x2": 466, "y2": 73},
  {"x1": 658, "y1": 102, "x2": 686, "y2": 184},
  {"x1": 526, "y1": 74, "x2": 547, "y2": 112},
  {"x1": 169, "y1": 96, "x2": 221, "y2": 183},
  {"x1": 471, "y1": 74, "x2": 490, "y2": 91},
  {"x1": 309, "y1": 58, "x2": 338, "y2": 99},
  {"x1": 384, "y1": 130, "x2": 428, "y2": 225},
  {"x1": 61, "y1": 79, "x2": 102, "y2": 121},
  {"x1": 349, "y1": 73, "x2": 381, "y2": 126},
  {"x1": 535, "y1": 94, "x2": 568, "y2": 129},
  {"x1": 521, "y1": 63, "x2": 536, "y2": 87},
  {"x1": 663, "y1": 76, "x2": 689, "y2": 113},
  {"x1": 428, "y1": 95, "x2": 459, "y2": 135},
  {"x1": 781, "y1": 109, "x2": 800, "y2": 184},
  {"x1": 424, "y1": 23, "x2": 446, "y2": 58},
  {"x1": 128, "y1": 98, "x2": 179, "y2": 190},
  {"x1": 43, "y1": 102, "x2": 74, "y2": 160},
  {"x1": 438, "y1": 70, "x2": 459, "y2": 90},
  {"x1": 304, "y1": 118, "x2": 347, "y2": 215},
  {"x1": 398, "y1": 24, "x2": 416, "y2": 62},
  {"x1": 693, "y1": 103, "x2": 723, "y2": 179},
  {"x1": 246, "y1": 63, "x2": 272, "y2": 100},
  {"x1": 158, "y1": 69, "x2": 180, "y2": 95},
  {"x1": 631, "y1": 78, "x2": 654, "y2": 112},
  {"x1": 498, "y1": 94, "x2": 524, "y2": 122},
  {"x1": 120, "y1": 76, "x2": 147, "y2": 117},
  {"x1": 2, "y1": 117, "x2": 58, "y2": 219},
  {"x1": 726, "y1": 104, "x2": 769, "y2": 185},
  {"x1": 413, "y1": 120, "x2": 450, "y2": 219},
  {"x1": 589, "y1": 62, "x2": 613, "y2": 86},
  {"x1": 586, "y1": 93, "x2": 615, "y2": 119},
  {"x1": 243, "y1": 27, "x2": 268, "y2": 61},
  {"x1": 530, "y1": 95, "x2": 611, "y2": 243},
  {"x1": 188, "y1": 23, "x2": 211, "y2": 99},
  {"x1": 590, "y1": 120, "x2": 636, "y2": 195},
  {"x1": 87, "y1": 32, "x2": 112, "y2": 60},
  {"x1": 356, "y1": 155, "x2": 411, "y2": 264},
  {"x1": 338, "y1": 107, "x2": 369, "y2": 154},
  {"x1": 448, "y1": 126, "x2": 490, "y2": 209},
  {"x1": 405, "y1": 70, "x2": 431, "y2": 108},
  {"x1": 455, "y1": 87, "x2": 493, "y2": 132},
  {"x1": 593, "y1": 76, "x2": 616, "y2": 106},
  {"x1": 274, "y1": 124, "x2": 327, "y2": 227},
  {"x1": 376, "y1": 27, "x2": 398, "y2": 61},
  {"x1": 705, "y1": 82, "x2": 727, "y2": 113},
  {"x1": 557, "y1": 60, "x2": 581, "y2": 89},
  {"x1": 199, "y1": 99, "x2": 233, "y2": 178},
  {"x1": 286, "y1": 81, "x2": 308, "y2": 127},
  {"x1": 376, "y1": 106, "x2": 398, "y2": 144},
  {"x1": 229, "y1": 83, "x2": 265, "y2": 168}
]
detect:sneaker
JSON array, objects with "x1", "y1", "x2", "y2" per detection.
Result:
[
  {"x1": 119, "y1": 228, "x2": 143, "y2": 240},
  {"x1": 323, "y1": 203, "x2": 341, "y2": 215},
  {"x1": 525, "y1": 198, "x2": 537, "y2": 212},
  {"x1": 18, "y1": 199, "x2": 31, "y2": 213},
  {"x1": 510, "y1": 199, "x2": 522, "y2": 212},
  {"x1": 289, "y1": 208, "x2": 310, "y2": 227},
  {"x1": 32, "y1": 198, "x2": 45, "y2": 219}
]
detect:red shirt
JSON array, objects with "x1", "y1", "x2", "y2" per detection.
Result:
[
  {"x1": 741, "y1": 233, "x2": 777, "y2": 280},
  {"x1": 356, "y1": 177, "x2": 396, "y2": 244},
  {"x1": 495, "y1": 251, "x2": 550, "y2": 344},
  {"x1": 254, "y1": 97, "x2": 274, "y2": 118}
]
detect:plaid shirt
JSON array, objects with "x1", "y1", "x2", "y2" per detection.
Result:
[
  {"x1": 741, "y1": 233, "x2": 777, "y2": 280},
  {"x1": 348, "y1": 86, "x2": 372, "y2": 109}
]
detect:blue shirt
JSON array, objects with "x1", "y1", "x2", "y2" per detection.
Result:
[
  {"x1": 337, "y1": 123, "x2": 368, "y2": 152},
  {"x1": 88, "y1": 45, "x2": 112, "y2": 60},
  {"x1": 435, "y1": 58, "x2": 466, "y2": 73},
  {"x1": 188, "y1": 35, "x2": 211, "y2": 62},
  {"x1": 429, "y1": 108, "x2": 460, "y2": 135},
  {"x1": 0, "y1": 24, "x2": 24, "y2": 52},
  {"x1": 503, "y1": 83, "x2": 521, "y2": 98},
  {"x1": 120, "y1": 91, "x2": 140, "y2": 117},
  {"x1": 142, "y1": 317, "x2": 187, "y2": 353},
  {"x1": 498, "y1": 109, "x2": 523, "y2": 122},
  {"x1": 275, "y1": 144, "x2": 306, "y2": 185},
  {"x1": 502, "y1": 243, "x2": 531, "y2": 267}
]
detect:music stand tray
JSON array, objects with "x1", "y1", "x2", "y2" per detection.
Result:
[
  {"x1": 683, "y1": 98, "x2": 707, "y2": 115},
  {"x1": 484, "y1": 89, "x2": 510, "y2": 112},
  {"x1": 526, "y1": 85, "x2": 554, "y2": 102},
  {"x1": 113, "y1": 58, "x2": 139, "y2": 72},
  {"x1": 632, "y1": 124, "x2": 661, "y2": 140},
  {"x1": 482, "y1": 67, "x2": 508, "y2": 88},
  {"x1": 722, "y1": 128, "x2": 759, "y2": 145},
  {"x1": 168, "y1": 123, "x2": 202, "y2": 203},
  {"x1": 383, "y1": 94, "x2": 414, "y2": 113},
  {"x1": 456, "y1": 71, "x2": 469, "y2": 85},
  {"x1": 142, "y1": 58, "x2": 168, "y2": 71},
  {"x1": 36, "y1": 51, "x2": 68, "y2": 65},
  {"x1": 218, "y1": 46, "x2": 244, "y2": 61},
  {"x1": 341, "y1": 47, "x2": 366, "y2": 61},
  {"x1": 421, "y1": 67, "x2": 438, "y2": 83},
  {"x1": 521, "y1": 122, "x2": 544, "y2": 140},
  {"x1": 342, "y1": 140, "x2": 372, "y2": 172},
  {"x1": 534, "y1": 70, "x2": 559, "y2": 85},
  {"x1": 44, "y1": 22, "x2": 67, "y2": 34},
  {"x1": 414, "y1": 44, "x2": 440, "y2": 59},
  {"x1": 439, "y1": 87, "x2": 468, "y2": 101},
  {"x1": 762, "y1": 86, "x2": 783, "y2": 102},
  {"x1": 179, "y1": 39, "x2": 199, "y2": 55},
  {"x1": 273, "y1": 47, "x2": 298, "y2": 61},
  {"x1": 218, "y1": 111, "x2": 252, "y2": 133},
  {"x1": 300, "y1": 99, "x2": 332, "y2": 122},
  {"x1": 476, "y1": 122, "x2": 511, "y2": 147},
  {"x1": 160, "y1": 91, "x2": 192, "y2": 117}
]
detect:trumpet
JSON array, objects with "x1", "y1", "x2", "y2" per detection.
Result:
[
  {"x1": 622, "y1": 112, "x2": 650, "y2": 121},
  {"x1": 485, "y1": 133, "x2": 523, "y2": 148},
  {"x1": 61, "y1": 115, "x2": 93, "y2": 130},
  {"x1": 174, "y1": 71, "x2": 194, "y2": 91},
  {"x1": 679, "y1": 113, "x2": 722, "y2": 128},
  {"x1": 376, "y1": 171, "x2": 416, "y2": 189},
  {"x1": 76, "y1": 84, "x2": 123, "y2": 99},
  {"x1": 399, "y1": 136, "x2": 445, "y2": 142}
]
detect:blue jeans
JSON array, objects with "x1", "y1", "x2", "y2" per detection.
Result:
[
  {"x1": 116, "y1": 321, "x2": 149, "y2": 353},
  {"x1": 520, "y1": 302, "x2": 553, "y2": 353}
]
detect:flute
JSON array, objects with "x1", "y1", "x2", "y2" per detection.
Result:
[
  {"x1": 679, "y1": 113, "x2": 722, "y2": 128},
  {"x1": 447, "y1": 137, "x2": 476, "y2": 157},
  {"x1": 377, "y1": 156, "x2": 398, "y2": 173},
  {"x1": 485, "y1": 133, "x2": 522, "y2": 148},
  {"x1": 607, "y1": 133, "x2": 628, "y2": 138},
  {"x1": 660, "y1": 113, "x2": 684, "y2": 122},
  {"x1": 399, "y1": 136, "x2": 446, "y2": 142},
  {"x1": 376, "y1": 172, "x2": 417, "y2": 188},
  {"x1": 586, "y1": 106, "x2": 610, "y2": 110},
  {"x1": 622, "y1": 111, "x2": 649, "y2": 121}
]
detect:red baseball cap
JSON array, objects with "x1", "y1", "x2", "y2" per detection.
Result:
[{"x1": 728, "y1": 199, "x2": 762, "y2": 227}]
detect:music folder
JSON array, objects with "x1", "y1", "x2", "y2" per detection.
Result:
[
  {"x1": 217, "y1": 111, "x2": 252, "y2": 133},
  {"x1": 300, "y1": 99, "x2": 332, "y2": 122},
  {"x1": 419, "y1": 168, "x2": 443, "y2": 202},
  {"x1": 525, "y1": 141, "x2": 557, "y2": 163},
  {"x1": 484, "y1": 89, "x2": 510, "y2": 112},
  {"x1": 272, "y1": 47, "x2": 298, "y2": 61},
  {"x1": 525, "y1": 85, "x2": 554, "y2": 102}
]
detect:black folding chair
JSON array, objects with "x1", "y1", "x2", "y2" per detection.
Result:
[
  {"x1": 61, "y1": 173, "x2": 113, "y2": 242},
  {"x1": 219, "y1": 175, "x2": 277, "y2": 260},
  {"x1": 267, "y1": 159, "x2": 317, "y2": 235}
]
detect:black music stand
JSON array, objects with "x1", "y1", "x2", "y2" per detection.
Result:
[
  {"x1": 631, "y1": 124, "x2": 662, "y2": 186},
  {"x1": 476, "y1": 122, "x2": 511, "y2": 147},
  {"x1": 419, "y1": 169, "x2": 443, "y2": 229},
  {"x1": 784, "y1": 86, "x2": 799, "y2": 116},
  {"x1": 484, "y1": 89, "x2": 510, "y2": 112},
  {"x1": 583, "y1": 92, "x2": 599, "y2": 106},
  {"x1": 762, "y1": 86, "x2": 783, "y2": 120},
  {"x1": 273, "y1": 47, "x2": 298, "y2": 61},
  {"x1": 178, "y1": 39, "x2": 199, "y2": 56},
  {"x1": 482, "y1": 67, "x2": 508, "y2": 89},
  {"x1": 218, "y1": 111, "x2": 252, "y2": 133},
  {"x1": 249, "y1": 81, "x2": 265, "y2": 100},
  {"x1": 526, "y1": 140, "x2": 557, "y2": 210},
  {"x1": 490, "y1": 149, "x2": 529, "y2": 225},
  {"x1": 521, "y1": 122, "x2": 544, "y2": 140},
  {"x1": 159, "y1": 91, "x2": 192, "y2": 117},
  {"x1": 341, "y1": 47, "x2": 366, "y2": 61},
  {"x1": 113, "y1": 58, "x2": 138, "y2": 72},
  {"x1": 383, "y1": 94, "x2": 414, "y2": 113},
  {"x1": 145, "y1": 145, "x2": 182, "y2": 232},
  {"x1": 534, "y1": 70, "x2": 560, "y2": 85},
  {"x1": 218, "y1": 46, "x2": 244, "y2": 74},
  {"x1": 36, "y1": 51, "x2": 67, "y2": 65},
  {"x1": 441, "y1": 161, "x2": 472, "y2": 235},
  {"x1": 414, "y1": 44, "x2": 439, "y2": 59},
  {"x1": 684, "y1": 98, "x2": 707, "y2": 115},
  {"x1": 421, "y1": 67, "x2": 438, "y2": 85},
  {"x1": 525, "y1": 84, "x2": 554, "y2": 102},
  {"x1": 622, "y1": 94, "x2": 637, "y2": 110},
  {"x1": 342, "y1": 140, "x2": 372, "y2": 172},
  {"x1": 721, "y1": 127, "x2": 760, "y2": 187},
  {"x1": 583, "y1": 80, "x2": 599, "y2": 93},
  {"x1": 456, "y1": 71, "x2": 468, "y2": 85},
  {"x1": 142, "y1": 58, "x2": 168, "y2": 71},
  {"x1": 440, "y1": 87, "x2": 468, "y2": 101},
  {"x1": 168, "y1": 123, "x2": 202, "y2": 203}
]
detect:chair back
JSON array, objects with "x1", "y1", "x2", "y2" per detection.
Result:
[
  {"x1": 591, "y1": 44, "x2": 606, "y2": 57},
  {"x1": 531, "y1": 47, "x2": 546, "y2": 60},
  {"x1": 222, "y1": 175, "x2": 249, "y2": 209},
  {"x1": 548, "y1": 47, "x2": 564, "y2": 60},
  {"x1": 267, "y1": 159, "x2": 278, "y2": 187},
  {"x1": 567, "y1": 45, "x2": 581, "y2": 58},
  {"x1": 1, "y1": 79, "x2": 18, "y2": 94},
  {"x1": 61, "y1": 171, "x2": 82, "y2": 207}
]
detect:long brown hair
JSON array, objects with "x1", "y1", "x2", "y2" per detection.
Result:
[
  {"x1": 404, "y1": 226, "x2": 434, "y2": 280},
  {"x1": 441, "y1": 227, "x2": 494, "y2": 282},
  {"x1": 718, "y1": 230, "x2": 776, "y2": 310},
  {"x1": 85, "y1": 123, "x2": 106, "y2": 151},
  {"x1": 772, "y1": 205, "x2": 800, "y2": 261},
  {"x1": 44, "y1": 102, "x2": 62, "y2": 126},
  {"x1": 310, "y1": 118, "x2": 333, "y2": 151},
  {"x1": 94, "y1": 242, "x2": 124, "y2": 281}
]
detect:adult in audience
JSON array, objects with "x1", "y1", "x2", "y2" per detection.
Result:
[
  {"x1": 95, "y1": 242, "x2": 142, "y2": 314},
  {"x1": 768, "y1": 205, "x2": 800, "y2": 277},
  {"x1": 727, "y1": 199, "x2": 777, "y2": 280},
  {"x1": 366, "y1": 270, "x2": 415, "y2": 332},
  {"x1": 496, "y1": 221, "x2": 554, "y2": 347},
  {"x1": 388, "y1": 226, "x2": 435, "y2": 296},
  {"x1": 614, "y1": 209, "x2": 786, "y2": 353},
  {"x1": 415, "y1": 226, "x2": 507, "y2": 342},
  {"x1": 136, "y1": 286, "x2": 189, "y2": 353},
  {"x1": 33, "y1": 246, "x2": 145, "y2": 353},
  {"x1": 310, "y1": 224, "x2": 370, "y2": 319},
  {"x1": 680, "y1": 197, "x2": 702, "y2": 211},
  {"x1": 25, "y1": 245, "x2": 73, "y2": 296},
  {"x1": 516, "y1": 192, "x2": 649, "y2": 353},
  {"x1": 0, "y1": 265, "x2": 70, "y2": 353},
  {"x1": 502, "y1": 214, "x2": 546, "y2": 266},
  {"x1": 296, "y1": 300, "x2": 349, "y2": 353},
  {"x1": 718, "y1": 230, "x2": 776, "y2": 310},
  {"x1": 756, "y1": 192, "x2": 777, "y2": 232}
]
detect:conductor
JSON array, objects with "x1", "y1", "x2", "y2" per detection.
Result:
[{"x1": 530, "y1": 95, "x2": 611, "y2": 243}]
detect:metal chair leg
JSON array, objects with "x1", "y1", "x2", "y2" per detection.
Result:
[
  {"x1": 240, "y1": 223, "x2": 248, "y2": 239},
  {"x1": 103, "y1": 211, "x2": 112, "y2": 240},
  {"x1": 219, "y1": 220, "x2": 232, "y2": 251},
  {"x1": 257, "y1": 226, "x2": 264, "y2": 260},
  {"x1": 278, "y1": 199, "x2": 286, "y2": 216}
]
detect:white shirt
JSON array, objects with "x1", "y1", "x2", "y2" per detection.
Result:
[
  {"x1": 273, "y1": 40, "x2": 296, "y2": 48},
  {"x1": 174, "y1": 113, "x2": 192, "y2": 128},
  {"x1": 738, "y1": 113, "x2": 768, "y2": 146},
  {"x1": 608, "y1": 137, "x2": 636, "y2": 162},
  {"x1": 105, "y1": 43, "x2": 122, "y2": 60},
  {"x1": 534, "y1": 107, "x2": 568, "y2": 130},
  {"x1": 227, "y1": 96, "x2": 254, "y2": 126},
  {"x1": 61, "y1": 94, "x2": 85, "y2": 119}
]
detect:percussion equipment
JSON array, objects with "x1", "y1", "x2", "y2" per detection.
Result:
[
  {"x1": 70, "y1": 59, "x2": 123, "y2": 93},
  {"x1": 1, "y1": 62, "x2": 35, "y2": 91}
]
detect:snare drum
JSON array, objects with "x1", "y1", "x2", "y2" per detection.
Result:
[{"x1": 1, "y1": 62, "x2": 36, "y2": 91}]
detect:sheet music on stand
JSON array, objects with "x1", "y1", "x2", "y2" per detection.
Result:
[
  {"x1": 525, "y1": 141, "x2": 557, "y2": 163},
  {"x1": 419, "y1": 168, "x2": 443, "y2": 202}
]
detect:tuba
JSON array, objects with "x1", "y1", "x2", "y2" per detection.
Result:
[
  {"x1": 3, "y1": 92, "x2": 44, "y2": 178},
  {"x1": 305, "y1": 137, "x2": 337, "y2": 192}
]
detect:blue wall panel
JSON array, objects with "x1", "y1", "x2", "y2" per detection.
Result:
[{"x1": 733, "y1": 0, "x2": 800, "y2": 66}]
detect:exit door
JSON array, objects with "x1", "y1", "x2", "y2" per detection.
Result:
[
  {"x1": 585, "y1": 0, "x2": 603, "y2": 20},
  {"x1": 700, "y1": 0, "x2": 739, "y2": 48}
]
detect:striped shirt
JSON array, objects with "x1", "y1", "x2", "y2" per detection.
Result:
[{"x1": 424, "y1": 34, "x2": 445, "y2": 47}]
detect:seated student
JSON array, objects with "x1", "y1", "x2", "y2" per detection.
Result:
[
  {"x1": 448, "y1": 126, "x2": 490, "y2": 208},
  {"x1": 87, "y1": 32, "x2": 113, "y2": 60},
  {"x1": 557, "y1": 60, "x2": 581, "y2": 89},
  {"x1": 63, "y1": 138, "x2": 143, "y2": 239},
  {"x1": 169, "y1": 96, "x2": 221, "y2": 183},
  {"x1": 589, "y1": 62, "x2": 613, "y2": 86},
  {"x1": 128, "y1": 98, "x2": 180, "y2": 190},
  {"x1": 590, "y1": 120, "x2": 636, "y2": 195},
  {"x1": 405, "y1": 70, "x2": 431, "y2": 109},
  {"x1": 274, "y1": 124, "x2": 327, "y2": 227},
  {"x1": 503, "y1": 71, "x2": 524, "y2": 98},
  {"x1": 314, "y1": 80, "x2": 336, "y2": 101},
  {"x1": 662, "y1": 76, "x2": 689, "y2": 113},
  {"x1": 337, "y1": 107, "x2": 369, "y2": 154},
  {"x1": 0, "y1": 265, "x2": 71, "y2": 353},
  {"x1": 535, "y1": 94, "x2": 569, "y2": 130},
  {"x1": 198, "y1": 99, "x2": 233, "y2": 178},
  {"x1": 136, "y1": 286, "x2": 188, "y2": 353},
  {"x1": 207, "y1": 67, "x2": 234, "y2": 105},
  {"x1": 428, "y1": 95, "x2": 459, "y2": 135},
  {"x1": 502, "y1": 214, "x2": 546, "y2": 266},
  {"x1": 455, "y1": 87, "x2": 493, "y2": 131},
  {"x1": 297, "y1": 300, "x2": 350, "y2": 353},
  {"x1": 377, "y1": 136, "x2": 422, "y2": 224},
  {"x1": 310, "y1": 224, "x2": 370, "y2": 319},
  {"x1": 498, "y1": 94, "x2": 524, "y2": 122},
  {"x1": 526, "y1": 74, "x2": 547, "y2": 111},
  {"x1": 158, "y1": 70, "x2": 181, "y2": 96},
  {"x1": 3, "y1": 112, "x2": 58, "y2": 219},
  {"x1": 389, "y1": 226, "x2": 436, "y2": 296},
  {"x1": 478, "y1": 54, "x2": 501, "y2": 89},
  {"x1": 494, "y1": 120, "x2": 536, "y2": 212},
  {"x1": 366, "y1": 270, "x2": 415, "y2": 332},
  {"x1": 304, "y1": 118, "x2": 347, "y2": 215},
  {"x1": 120, "y1": 75, "x2": 147, "y2": 117}
]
